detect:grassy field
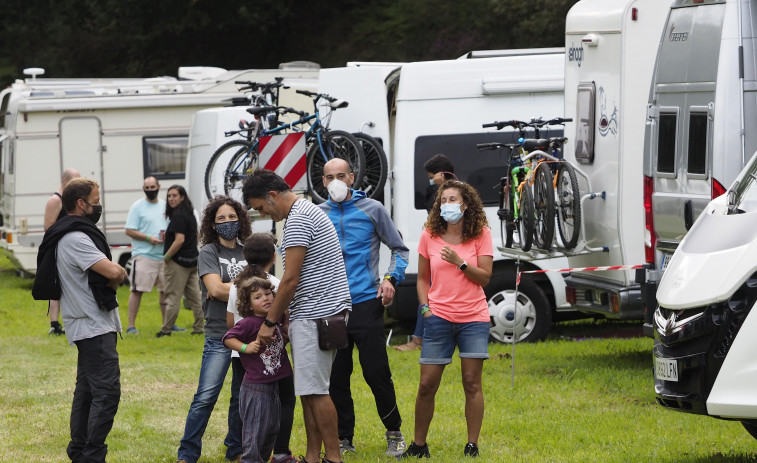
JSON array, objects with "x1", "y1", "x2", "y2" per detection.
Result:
[{"x1": 0, "y1": 249, "x2": 755, "y2": 462}]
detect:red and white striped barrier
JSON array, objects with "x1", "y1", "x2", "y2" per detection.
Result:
[
  {"x1": 516, "y1": 264, "x2": 644, "y2": 284},
  {"x1": 258, "y1": 133, "x2": 307, "y2": 191}
]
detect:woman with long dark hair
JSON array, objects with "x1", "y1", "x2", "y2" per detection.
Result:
[
  {"x1": 158, "y1": 185, "x2": 203, "y2": 337},
  {"x1": 176, "y1": 195, "x2": 252, "y2": 463},
  {"x1": 401, "y1": 180, "x2": 493, "y2": 459}
]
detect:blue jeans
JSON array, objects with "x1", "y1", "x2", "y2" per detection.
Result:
[{"x1": 178, "y1": 336, "x2": 242, "y2": 463}]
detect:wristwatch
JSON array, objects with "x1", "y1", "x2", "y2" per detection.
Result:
[
  {"x1": 263, "y1": 318, "x2": 277, "y2": 328},
  {"x1": 457, "y1": 260, "x2": 468, "y2": 271},
  {"x1": 383, "y1": 275, "x2": 397, "y2": 287}
]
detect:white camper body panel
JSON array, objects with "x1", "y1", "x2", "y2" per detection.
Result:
[{"x1": 562, "y1": 0, "x2": 670, "y2": 318}]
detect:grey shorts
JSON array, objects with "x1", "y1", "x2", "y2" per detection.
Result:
[{"x1": 289, "y1": 318, "x2": 337, "y2": 396}]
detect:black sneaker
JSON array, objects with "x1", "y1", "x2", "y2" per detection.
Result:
[
  {"x1": 156, "y1": 331, "x2": 172, "y2": 338},
  {"x1": 464, "y1": 442, "x2": 479, "y2": 457},
  {"x1": 400, "y1": 442, "x2": 430, "y2": 459}
]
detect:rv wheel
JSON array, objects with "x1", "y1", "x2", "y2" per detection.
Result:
[
  {"x1": 486, "y1": 277, "x2": 551, "y2": 343},
  {"x1": 742, "y1": 421, "x2": 757, "y2": 440}
]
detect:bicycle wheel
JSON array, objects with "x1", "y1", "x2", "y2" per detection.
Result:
[
  {"x1": 224, "y1": 142, "x2": 260, "y2": 204},
  {"x1": 205, "y1": 140, "x2": 253, "y2": 200},
  {"x1": 306, "y1": 130, "x2": 366, "y2": 204},
  {"x1": 497, "y1": 176, "x2": 516, "y2": 248},
  {"x1": 556, "y1": 162, "x2": 582, "y2": 249},
  {"x1": 352, "y1": 133, "x2": 388, "y2": 201},
  {"x1": 532, "y1": 162, "x2": 556, "y2": 251},
  {"x1": 517, "y1": 181, "x2": 535, "y2": 252}
]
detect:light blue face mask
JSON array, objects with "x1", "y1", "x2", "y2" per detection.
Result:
[{"x1": 440, "y1": 203, "x2": 464, "y2": 224}]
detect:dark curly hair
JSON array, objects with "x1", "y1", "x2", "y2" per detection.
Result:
[
  {"x1": 424, "y1": 180, "x2": 489, "y2": 243},
  {"x1": 236, "y1": 276, "x2": 274, "y2": 318},
  {"x1": 233, "y1": 233, "x2": 277, "y2": 285},
  {"x1": 199, "y1": 196, "x2": 252, "y2": 246}
]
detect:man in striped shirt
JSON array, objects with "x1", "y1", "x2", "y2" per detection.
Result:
[{"x1": 243, "y1": 169, "x2": 351, "y2": 463}]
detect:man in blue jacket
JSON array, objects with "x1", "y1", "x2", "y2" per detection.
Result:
[{"x1": 319, "y1": 158, "x2": 409, "y2": 458}]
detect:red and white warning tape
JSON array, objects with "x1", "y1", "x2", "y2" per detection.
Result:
[{"x1": 516, "y1": 264, "x2": 644, "y2": 284}]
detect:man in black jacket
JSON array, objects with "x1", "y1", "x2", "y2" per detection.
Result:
[{"x1": 34, "y1": 178, "x2": 127, "y2": 463}]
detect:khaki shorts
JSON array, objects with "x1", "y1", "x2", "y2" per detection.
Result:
[
  {"x1": 289, "y1": 318, "x2": 337, "y2": 396},
  {"x1": 130, "y1": 255, "x2": 165, "y2": 293}
]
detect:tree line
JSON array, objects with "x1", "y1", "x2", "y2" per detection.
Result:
[{"x1": 0, "y1": 0, "x2": 579, "y2": 86}]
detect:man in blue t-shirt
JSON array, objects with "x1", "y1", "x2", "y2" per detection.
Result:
[{"x1": 124, "y1": 176, "x2": 169, "y2": 334}]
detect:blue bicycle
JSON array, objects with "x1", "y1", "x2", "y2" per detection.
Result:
[{"x1": 204, "y1": 88, "x2": 365, "y2": 204}]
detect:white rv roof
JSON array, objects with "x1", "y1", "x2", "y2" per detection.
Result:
[
  {"x1": 396, "y1": 54, "x2": 564, "y2": 101},
  {"x1": 566, "y1": 0, "x2": 634, "y2": 33}
]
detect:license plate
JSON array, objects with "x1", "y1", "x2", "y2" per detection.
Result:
[
  {"x1": 655, "y1": 357, "x2": 679, "y2": 382},
  {"x1": 660, "y1": 253, "x2": 672, "y2": 271}
]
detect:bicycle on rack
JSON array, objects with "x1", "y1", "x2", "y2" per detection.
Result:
[
  {"x1": 351, "y1": 121, "x2": 388, "y2": 200},
  {"x1": 203, "y1": 88, "x2": 365, "y2": 205},
  {"x1": 518, "y1": 117, "x2": 581, "y2": 250},
  {"x1": 479, "y1": 117, "x2": 581, "y2": 252}
]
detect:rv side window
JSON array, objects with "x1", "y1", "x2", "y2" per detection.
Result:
[
  {"x1": 656, "y1": 113, "x2": 677, "y2": 174},
  {"x1": 687, "y1": 112, "x2": 708, "y2": 176},
  {"x1": 414, "y1": 130, "x2": 561, "y2": 209},
  {"x1": 575, "y1": 82, "x2": 595, "y2": 164},
  {"x1": 143, "y1": 135, "x2": 188, "y2": 180}
]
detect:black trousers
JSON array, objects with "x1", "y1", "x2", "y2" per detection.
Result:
[
  {"x1": 67, "y1": 332, "x2": 121, "y2": 463},
  {"x1": 329, "y1": 298, "x2": 402, "y2": 440}
]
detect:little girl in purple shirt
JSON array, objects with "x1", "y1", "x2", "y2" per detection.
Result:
[{"x1": 223, "y1": 277, "x2": 293, "y2": 463}]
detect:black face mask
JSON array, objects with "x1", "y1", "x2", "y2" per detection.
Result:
[
  {"x1": 84, "y1": 201, "x2": 102, "y2": 224},
  {"x1": 144, "y1": 189, "x2": 159, "y2": 200}
]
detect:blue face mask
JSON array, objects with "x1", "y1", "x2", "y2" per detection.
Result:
[
  {"x1": 215, "y1": 220, "x2": 240, "y2": 241},
  {"x1": 440, "y1": 203, "x2": 464, "y2": 224}
]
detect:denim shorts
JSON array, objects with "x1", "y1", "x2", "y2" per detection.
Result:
[{"x1": 419, "y1": 314, "x2": 490, "y2": 365}]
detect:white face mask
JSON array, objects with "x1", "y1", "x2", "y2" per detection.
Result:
[
  {"x1": 440, "y1": 203, "x2": 464, "y2": 224},
  {"x1": 328, "y1": 179, "x2": 349, "y2": 203}
]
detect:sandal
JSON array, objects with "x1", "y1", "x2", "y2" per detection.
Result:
[{"x1": 394, "y1": 337, "x2": 422, "y2": 351}]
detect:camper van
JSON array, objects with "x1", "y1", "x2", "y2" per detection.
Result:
[
  {"x1": 0, "y1": 66, "x2": 318, "y2": 274},
  {"x1": 317, "y1": 51, "x2": 571, "y2": 342},
  {"x1": 653, "y1": 149, "x2": 757, "y2": 440},
  {"x1": 560, "y1": 0, "x2": 670, "y2": 321},
  {"x1": 641, "y1": 0, "x2": 757, "y2": 333}
]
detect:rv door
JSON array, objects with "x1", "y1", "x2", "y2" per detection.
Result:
[{"x1": 59, "y1": 117, "x2": 104, "y2": 221}]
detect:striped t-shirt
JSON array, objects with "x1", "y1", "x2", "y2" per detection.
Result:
[{"x1": 282, "y1": 199, "x2": 351, "y2": 320}]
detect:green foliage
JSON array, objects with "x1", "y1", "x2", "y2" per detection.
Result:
[
  {"x1": 2, "y1": 249, "x2": 755, "y2": 461},
  {"x1": 0, "y1": 0, "x2": 580, "y2": 85}
]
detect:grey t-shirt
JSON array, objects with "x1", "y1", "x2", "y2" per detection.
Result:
[
  {"x1": 57, "y1": 231, "x2": 122, "y2": 346},
  {"x1": 198, "y1": 242, "x2": 247, "y2": 338}
]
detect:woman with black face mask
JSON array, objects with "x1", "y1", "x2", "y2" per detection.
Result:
[{"x1": 175, "y1": 195, "x2": 252, "y2": 463}]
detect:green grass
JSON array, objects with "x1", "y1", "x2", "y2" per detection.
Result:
[{"x1": 0, "y1": 249, "x2": 756, "y2": 462}]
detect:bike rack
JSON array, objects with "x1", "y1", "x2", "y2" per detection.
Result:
[{"x1": 496, "y1": 159, "x2": 608, "y2": 261}]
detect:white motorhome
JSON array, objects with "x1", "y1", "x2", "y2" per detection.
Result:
[
  {"x1": 0, "y1": 66, "x2": 318, "y2": 274},
  {"x1": 560, "y1": 0, "x2": 670, "y2": 323},
  {"x1": 641, "y1": 0, "x2": 757, "y2": 333},
  {"x1": 318, "y1": 51, "x2": 572, "y2": 342}
]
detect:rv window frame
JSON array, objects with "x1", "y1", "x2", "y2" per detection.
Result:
[
  {"x1": 685, "y1": 107, "x2": 710, "y2": 179},
  {"x1": 575, "y1": 82, "x2": 595, "y2": 164},
  {"x1": 142, "y1": 134, "x2": 189, "y2": 181},
  {"x1": 655, "y1": 108, "x2": 679, "y2": 178}
]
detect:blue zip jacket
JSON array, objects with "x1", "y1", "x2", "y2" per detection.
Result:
[{"x1": 319, "y1": 189, "x2": 409, "y2": 304}]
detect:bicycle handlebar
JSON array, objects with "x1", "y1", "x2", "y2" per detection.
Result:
[
  {"x1": 481, "y1": 120, "x2": 525, "y2": 130},
  {"x1": 234, "y1": 78, "x2": 284, "y2": 93},
  {"x1": 295, "y1": 89, "x2": 338, "y2": 103},
  {"x1": 529, "y1": 117, "x2": 573, "y2": 127}
]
